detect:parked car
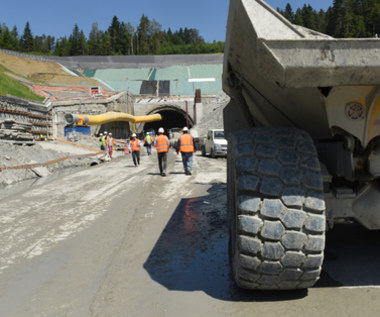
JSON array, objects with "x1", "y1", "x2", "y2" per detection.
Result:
[{"x1": 199, "y1": 129, "x2": 227, "y2": 158}]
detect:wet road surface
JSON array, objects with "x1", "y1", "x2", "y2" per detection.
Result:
[{"x1": 0, "y1": 150, "x2": 380, "y2": 316}]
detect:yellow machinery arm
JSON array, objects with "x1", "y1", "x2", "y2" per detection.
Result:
[{"x1": 64, "y1": 111, "x2": 162, "y2": 125}]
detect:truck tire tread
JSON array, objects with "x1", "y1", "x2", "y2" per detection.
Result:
[{"x1": 227, "y1": 127, "x2": 325, "y2": 290}]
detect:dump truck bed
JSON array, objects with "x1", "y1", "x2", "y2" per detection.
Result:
[{"x1": 222, "y1": 0, "x2": 380, "y2": 138}]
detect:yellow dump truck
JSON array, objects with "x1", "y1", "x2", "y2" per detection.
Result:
[{"x1": 223, "y1": 0, "x2": 380, "y2": 290}]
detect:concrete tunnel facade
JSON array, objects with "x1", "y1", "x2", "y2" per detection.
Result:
[
  {"x1": 54, "y1": 93, "x2": 205, "y2": 139},
  {"x1": 71, "y1": 99, "x2": 200, "y2": 140}
]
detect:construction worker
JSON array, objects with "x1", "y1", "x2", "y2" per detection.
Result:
[
  {"x1": 144, "y1": 132, "x2": 153, "y2": 156},
  {"x1": 176, "y1": 127, "x2": 196, "y2": 175},
  {"x1": 154, "y1": 127, "x2": 170, "y2": 176},
  {"x1": 104, "y1": 131, "x2": 108, "y2": 147},
  {"x1": 99, "y1": 133, "x2": 106, "y2": 151},
  {"x1": 108, "y1": 132, "x2": 115, "y2": 158},
  {"x1": 128, "y1": 133, "x2": 142, "y2": 166}
]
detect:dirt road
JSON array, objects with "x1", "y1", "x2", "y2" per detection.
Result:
[{"x1": 0, "y1": 151, "x2": 380, "y2": 317}]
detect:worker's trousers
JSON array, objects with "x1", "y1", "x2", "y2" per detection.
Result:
[
  {"x1": 181, "y1": 152, "x2": 193, "y2": 173},
  {"x1": 157, "y1": 152, "x2": 167, "y2": 175},
  {"x1": 132, "y1": 151, "x2": 140, "y2": 166},
  {"x1": 146, "y1": 144, "x2": 152, "y2": 155}
]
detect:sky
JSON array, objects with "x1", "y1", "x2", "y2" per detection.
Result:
[{"x1": 1, "y1": 0, "x2": 333, "y2": 43}]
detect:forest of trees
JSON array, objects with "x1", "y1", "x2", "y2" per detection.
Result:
[
  {"x1": 0, "y1": 0, "x2": 380, "y2": 56},
  {"x1": 279, "y1": 0, "x2": 380, "y2": 38},
  {"x1": 0, "y1": 15, "x2": 224, "y2": 56}
]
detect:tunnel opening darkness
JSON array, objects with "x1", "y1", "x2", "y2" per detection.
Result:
[{"x1": 143, "y1": 109, "x2": 193, "y2": 134}]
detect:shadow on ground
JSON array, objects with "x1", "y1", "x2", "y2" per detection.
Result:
[
  {"x1": 315, "y1": 221, "x2": 380, "y2": 288},
  {"x1": 143, "y1": 183, "x2": 306, "y2": 302},
  {"x1": 144, "y1": 183, "x2": 380, "y2": 302}
]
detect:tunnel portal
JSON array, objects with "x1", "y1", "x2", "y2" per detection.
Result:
[{"x1": 143, "y1": 108, "x2": 193, "y2": 134}]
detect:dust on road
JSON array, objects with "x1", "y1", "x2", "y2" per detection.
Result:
[{"x1": 1, "y1": 151, "x2": 380, "y2": 317}]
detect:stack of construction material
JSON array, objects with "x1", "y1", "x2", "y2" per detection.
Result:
[
  {"x1": 0, "y1": 95, "x2": 52, "y2": 143},
  {"x1": 0, "y1": 119, "x2": 34, "y2": 142}
]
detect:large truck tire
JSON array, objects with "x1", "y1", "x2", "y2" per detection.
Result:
[{"x1": 227, "y1": 127, "x2": 326, "y2": 290}]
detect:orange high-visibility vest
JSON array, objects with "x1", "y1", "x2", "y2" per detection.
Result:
[
  {"x1": 108, "y1": 137, "x2": 114, "y2": 146},
  {"x1": 155, "y1": 134, "x2": 169, "y2": 153},
  {"x1": 131, "y1": 139, "x2": 141, "y2": 152},
  {"x1": 179, "y1": 134, "x2": 194, "y2": 152}
]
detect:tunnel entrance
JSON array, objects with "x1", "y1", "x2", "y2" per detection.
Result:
[{"x1": 143, "y1": 108, "x2": 193, "y2": 134}]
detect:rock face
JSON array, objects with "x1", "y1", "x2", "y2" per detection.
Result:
[{"x1": 192, "y1": 91, "x2": 230, "y2": 138}]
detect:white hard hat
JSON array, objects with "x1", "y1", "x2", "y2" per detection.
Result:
[
  {"x1": 109, "y1": 132, "x2": 112, "y2": 135},
  {"x1": 100, "y1": 133, "x2": 103, "y2": 136},
  {"x1": 104, "y1": 131, "x2": 108, "y2": 134},
  {"x1": 158, "y1": 127, "x2": 164, "y2": 134},
  {"x1": 183, "y1": 127, "x2": 188, "y2": 132},
  {"x1": 132, "y1": 133, "x2": 136, "y2": 137}
]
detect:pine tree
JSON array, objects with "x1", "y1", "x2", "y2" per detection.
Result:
[
  {"x1": 120, "y1": 22, "x2": 134, "y2": 55},
  {"x1": 294, "y1": 8, "x2": 304, "y2": 26},
  {"x1": 54, "y1": 36, "x2": 72, "y2": 56},
  {"x1": 88, "y1": 23, "x2": 102, "y2": 55},
  {"x1": 0, "y1": 25, "x2": 12, "y2": 49},
  {"x1": 78, "y1": 30, "x2": 87, "y2": 55},
  {"x1": 301, "y1": 5, "x2": 318, "y2": 30},
  {"x1": 10, "y1": 26, "x2": 19, "y2": 51},
  {"x1": 101, "y1": 32, "x2": 112, "y2": 55},
  {"x1": 327, "y1": 0, "x2": 347, "y2": 37},
  {"x1": 137, "y1": 15, "x2": 151, "y2": 54},
  {"x1": 20, "y1": 22, "x2": 34, "y2": 52},
  {"x1": 108, "y1": 16, "x2": 122, "y2": 54},
  {"x1": 284, "y1": 3, "x2": 294, "y2": 22},
  {"x1": 69, "y1": 24, "x2": 83, "y2": 55}
]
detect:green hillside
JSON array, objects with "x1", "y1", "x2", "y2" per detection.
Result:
[{"x1": 0, "y1": 64, "x2": 45, "y2": 102}]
